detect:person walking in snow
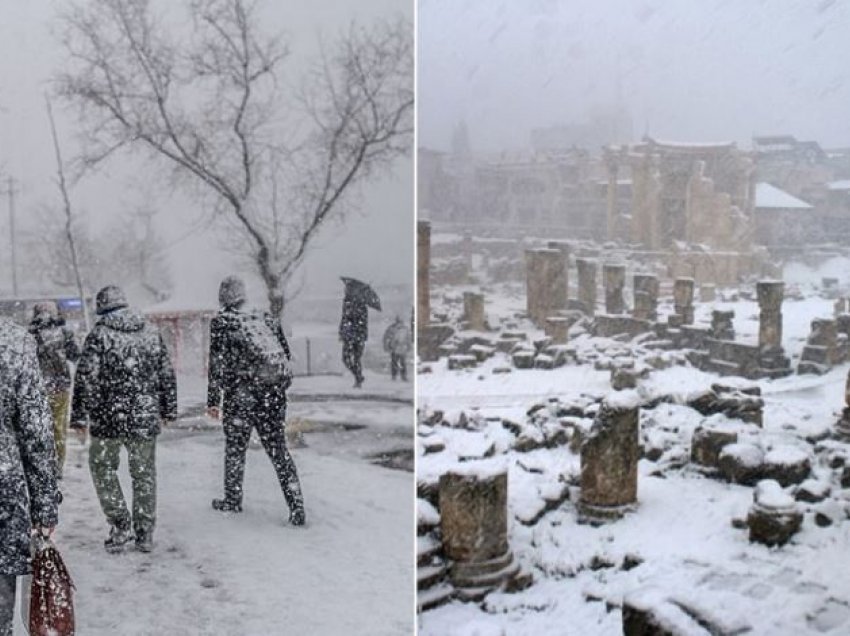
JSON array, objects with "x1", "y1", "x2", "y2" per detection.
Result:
[
  {"x1": 70, "y1": 285, "x2": 177, "y2": 553},
  {"x1": 382, "y1": 315, "x2": 411, "y2": 381},
  {"x1": 206, "y1": 276, "x2": 306, "y2": 526},
  {"x1": 339, "y1": 296, "x2": 369, "y2": 388},
  {"x1": 29, "y1": 301, "x2": 80, "y2": 479},
  {"x1": 0, "y1": 318, "x2": 60, "y2": 636}
]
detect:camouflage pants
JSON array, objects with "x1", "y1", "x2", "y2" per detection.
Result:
[
  {"x1": 48, "y1": 390, "x2": 70, "y2": 477},
  {"x1": 222, "y1": 387, "x2": 304, "y2": 514},
  {"x1": 89, "y1": 436, "x2": 157, "y2": 535},
  {"x1": 342, "y1": 339, "x2": 365, "y2": 383},
  {"x1": 0, "y1": 574, "x2": 13, "y2": 636}
]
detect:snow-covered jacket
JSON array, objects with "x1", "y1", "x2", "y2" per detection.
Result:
[
  {"x1": 0, "y1": 319, "x2": 59, "y2": 575},
  {"x1": 339, "y1": 298, "x2": 368, "y2": 343},
  {"x1": 207, "y1": 308, "x2": 292, "y2": 409},
  {"x1": 29, "y1": 318, "x2": 80, "y2": 392},
  {"x1": 71, "y1": 308, "x2": 177, "y2": 438},
  {"x1": 383, "y1": 320, "x2": 411, "y2": 355}
]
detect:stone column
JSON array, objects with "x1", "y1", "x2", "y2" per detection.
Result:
[
  {"x1": 673, "y1": 278, "x2": 695, "y2": 325},
  {"x1": 463, "y1": 292, "x2": 486, "y2": 332},
  {"x1": 580, "y1": 396, "x2": 639, "y2": 521},
  {"x1": 605, "y1": 152, "x2": 619, "y2": 241},
  {"x1": 439, "y1": 471, "x2": 509, "y2": 562},
  {"x1": 757, "y1": 280, "x2": 784, "y2": 352},
  {"x1": 417, "y1": 220, "x2": 431, "y2": 331},
  {"x1": 632, "y1": 274, "x2": 659, "y2": 321},
  {"x1": 439, "y1": 470, "x2": 527, "y2": 595},
  {"x1": 544, "y1": 316, "x2": 570, "y2": 344},
  {"x1": 525, "y1": 248, "x2": 567, "y2": 326},
  {"x1": 547, "y1": 240, "x2": 570, "y2": 301},
  {"x1": 576, "y1": 258, "x2": 598, "y2": 316},
  {"x1": 603, "y1": 263, "x2": 626, "y2": 315}
]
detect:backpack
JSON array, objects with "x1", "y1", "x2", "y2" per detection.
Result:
[{"x1": 232, "y1": 312, "x2": 291, "y2": 386}]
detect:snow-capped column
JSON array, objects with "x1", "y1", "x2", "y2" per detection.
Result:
[
  {"x1": 672, "y1": 278, "x2": 695, "y2": 326},
  {"x1": 756, "y1": 280, "x2": 784, "y2": 352},
  {"x1": 603, "y1": 263, "x2": 626, "y2": 315},
  {"x1": 525, "y1": 248, "x2": 567, "y2": 326},
  {"x1": 576, "y1": 258, "x2": 598, "y2": 316},
  {"x1": 579, "y1": 393, "x2": 640, "y2": 521},
  {"x1": 462, "y1": 292, "x2": 486, "y2": 332},
  {"x1": 632, "y1": 274, "x2": 658, "y2": 321},
  {"x1": 417, "y1": 220, "x2": 431, "y2": 330}
]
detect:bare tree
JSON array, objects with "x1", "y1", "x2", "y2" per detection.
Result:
[
  {"x1": 55, "y1": 0, "x2": 413, "y2": 318},
  {"x1": 46, "y1": 95, "x2": 92, "y2": 330}
]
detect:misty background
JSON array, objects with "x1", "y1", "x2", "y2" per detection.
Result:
[
  {"x1": 418, "y1": 0, "x2": 850, "y2": 153},
  {"x1": 0, "y1": 0, "x2": 413, "y2": 321}
]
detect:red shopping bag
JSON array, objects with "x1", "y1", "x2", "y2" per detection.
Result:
[{"x1": 28, "y1": 537, "x2": 75, "y2": 636}]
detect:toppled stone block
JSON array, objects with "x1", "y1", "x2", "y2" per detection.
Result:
[
  {"x1": 795, "y1": 479, "x2": 831, "y2": 503},
  {"x1": 623, "y1": 587, "x2": 751, "y2": 636},
  {"x1": 687, "y1": 386, "x2": 763, "y2": 426},
  {"x1": 469, "y1": 344, "x2": 496, "y2": 362},
  {"x1": 718, "y1": 443, "x2": 765, "y2": 485},
  {"x1": 747, "y1": 480, "x2": 802, "y2": 547},
  {"x1": 448, "y1": 354, "x2": 478, "y2": 370},
  {"x1": 762, "y1": 446, "x2": 811, "y2": 487},
  {"x1": 691, "y1": 424, "x2": 739, "y2": 469},
  {"x1": 512, "y1": 350, "x2": 536, "y2": 369}
]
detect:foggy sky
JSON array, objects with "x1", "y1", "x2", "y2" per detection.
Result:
[
  {"x1": 0, "y1": 0, "x2": 412, "y2": 310},
  {"x1": 418, "y1": 0, "x2": 850, "y2": 153}
]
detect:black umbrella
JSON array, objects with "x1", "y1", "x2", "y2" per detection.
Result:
[{"x1": 340, "y1": 277, "x2": 382, "y2": 311}]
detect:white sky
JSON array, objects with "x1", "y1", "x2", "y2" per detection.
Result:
[
  {"x1": 418, "y1": 0, "x2": 850, "y2": 152},
  {"x1": 0, "y1": 0, "x2": 413, "y2": 309}
]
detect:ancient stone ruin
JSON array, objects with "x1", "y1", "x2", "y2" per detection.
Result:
[
  {"x1": 575, "y1": 258, "x2": 598, "y2": 316},
  {"x1": 525, "y1": 248, "x2": 568, "y2": 326},
  {"x1": 747, "y1": 480, "x2": 803, "y2": 547},
  {"x1": 603, "y1": 263, "x2": 626, "y2": 315},
  {"x1": 462, "y1": 291, "x2": 487, "y2": 332},
  {"x1": 632, "y1": 274, "x2": 658, "y2": 321},
  {"x1": 438, "y1": 469, "x2": 530, "y2": 599},
  {"x1": 579, "y1": 395, "x2": 640, "y2": 522}
]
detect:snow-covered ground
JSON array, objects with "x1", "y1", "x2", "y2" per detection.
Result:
[
  {"x1": 418, "y1": 258, "x2": 850, "y2": 635},
  {"x1": 14, "y1": 385, "x2": 414, "y2": 636}
]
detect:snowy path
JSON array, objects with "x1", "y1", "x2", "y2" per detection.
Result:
[{"x1": 19, "y1": 426, "x2": 413, "y2": 635}]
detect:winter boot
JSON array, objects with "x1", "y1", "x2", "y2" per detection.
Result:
[
  {"x1": 212, "y1": 498, "x2": 243, "y2": 513},
  {"x1": 135, "y1": 530, "x2": 153, "y2": 553},
  {"x1": 289, "y1": 507, "x2": 306, "y2": 527},
  {"x1": 104, "y1": 523, "x2": 133, "y2": 554}
]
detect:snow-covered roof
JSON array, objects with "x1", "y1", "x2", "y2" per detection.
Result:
[
  {"x1": 754, "y1": 182, "x2": 812, "y2": 210},
  {"x1": 827, "y1": 180, "x2": 850, "y2": 191}
]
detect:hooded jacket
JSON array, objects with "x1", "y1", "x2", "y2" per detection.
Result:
[
  {"x1": 28, "y1": 316, "x2": 80, "y2": 392},
  {"x1": 207, "y1": 307, "x2": 292, "y2": 409},
  {"x1": 0, "y1": 319, "x2": 59, "y2": 575},
  {"x1": 71, "y1": 308, "x2": 177, "y2": 438}
]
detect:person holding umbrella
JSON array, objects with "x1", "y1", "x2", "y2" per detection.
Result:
[{"x1": 339, "y1": 277, "x2": 381, "y2": 388}]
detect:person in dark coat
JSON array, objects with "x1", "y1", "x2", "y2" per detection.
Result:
[
  {"x1": 29, "y1": 301, "x2": 80, "y2": 479},
  {"x1": 206, "y1": 276, "x2": 306, "y2": 526},
  {"x1": 70, "y1": 285, "x2": 177, "y2": 553},
  {"x1": 339, "y1": 297, "x2": 369, "y2": 388},
  {"x1": 0, "y1": 318, "x2": 59, "y2": 636}
]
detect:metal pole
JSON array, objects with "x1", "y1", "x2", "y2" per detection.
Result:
[
  {"x1": 306, "y1": 337, "x2": 311, "y2": 376},
  {"x1": 3, "y1": 176, "x2": 19, "y2": 296}
]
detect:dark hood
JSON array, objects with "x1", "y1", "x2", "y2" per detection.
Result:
[{"x1": 97, "y1": 307, "x2": 146, "y2": 333}]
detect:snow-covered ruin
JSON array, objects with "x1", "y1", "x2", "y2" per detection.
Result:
[{"x1": 416, "y1": 216, "x2": 850, "y2": 634}]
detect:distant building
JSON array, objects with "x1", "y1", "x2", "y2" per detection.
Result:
[{"x1": 753, "y1": 182, "x2": 813, "y2": 246}]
